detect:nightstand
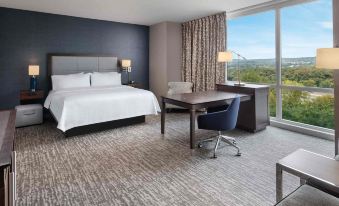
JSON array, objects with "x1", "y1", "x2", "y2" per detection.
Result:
[
  {"x1": 124, "y1": 83, "x2": 143, "y2": 89},
  {"x1": 20, "y1": 90, "x2": 44, "y2": 105}
]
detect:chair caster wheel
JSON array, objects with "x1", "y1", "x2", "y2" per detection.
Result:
[
  {"x1": 236, "y1": 152, "x2": 241, "y2": 156},
  {"x1": 233, "y1": 141, "x2": 236, "y2": 145},
  {"x1": 212, "y1": 155, "x2": 217, "y2": 159},
  {"x1": 198, "y1": 143, "x2": 203, "y2": 148}
]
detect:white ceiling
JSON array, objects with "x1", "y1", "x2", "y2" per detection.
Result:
[{"x1": 0, "y1": 0, "x2": 271, "y2": 25}]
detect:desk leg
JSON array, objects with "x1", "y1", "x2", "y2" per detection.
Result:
[
  {"x1": 276, "y1": 164, "x2": 283, "y2": 203},
  {"x1": 161, "y1": 99, "x2": 165, "y2": 134},
  {"x1": 190, "y1": 109, "x2": 196, "y2": 149}
]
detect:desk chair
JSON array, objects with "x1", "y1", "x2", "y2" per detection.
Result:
[{"x1": 197, "y1": 97, "x2": 241, "y2": 158}]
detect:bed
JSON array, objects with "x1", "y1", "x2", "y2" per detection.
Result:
[{"x1": 44, "y1": 54, "x2": 160, "y2": 136}]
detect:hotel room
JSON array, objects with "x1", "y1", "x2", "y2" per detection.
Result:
[{"x1": 0, "y1": 0, "x2": 339, "y2": 205}]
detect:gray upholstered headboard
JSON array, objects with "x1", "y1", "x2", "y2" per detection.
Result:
[{"x1": 49, "y1": 54, "x2": 118, "y2": 75}]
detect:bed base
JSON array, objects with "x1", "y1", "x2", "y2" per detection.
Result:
[{"x1": 64, "y1": 115, "x2": 145, "y2": 137}]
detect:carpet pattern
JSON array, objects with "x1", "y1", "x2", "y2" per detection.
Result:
[{"x1": 15, "y1": 113, "x2": 333, "y2": 206}]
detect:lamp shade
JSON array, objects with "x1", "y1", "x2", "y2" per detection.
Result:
[
  {"x1": 121, "y1": 59, "x2": 131, "y2": 68},
  {"x1": 217, "y1": 51, "x2": 232, "y2": 63},
  {"x1": 316, "y1": 48, "x2": 339, "y2": 69},
  {"x1": 28, "y1": 65, "x2": 40, "y2": 76}
]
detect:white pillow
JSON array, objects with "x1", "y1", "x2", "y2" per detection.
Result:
[
  {"x1": 91, "y1": 72, "x2": 121, "y2": 87},
  {"x1": 52, "y1": 73, "x2": 90, "y2": 90}
]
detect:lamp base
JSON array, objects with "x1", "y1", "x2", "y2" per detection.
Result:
[
  {"x1": 30, "y1": 76, "x2": 37, "y2": 92},
  {"x1": 234, "y1": 82, "x2": 245, "y2": 86}
]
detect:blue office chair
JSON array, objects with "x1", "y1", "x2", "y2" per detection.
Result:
[{"x1": 197, "y1": 97, "x2": 241, "y2": 158}]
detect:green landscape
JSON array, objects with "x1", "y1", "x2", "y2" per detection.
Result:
[{"x1": 228, "y1": 57, "x2": 334, "y2": 129}]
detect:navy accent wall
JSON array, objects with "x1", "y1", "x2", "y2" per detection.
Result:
[{"x1": 0, "y1": 7, "x2": 149, "y2": 109}]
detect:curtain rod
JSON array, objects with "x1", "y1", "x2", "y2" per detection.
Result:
[{"x1": 183, "y1": 11, "x2": 226, "y2": 24}]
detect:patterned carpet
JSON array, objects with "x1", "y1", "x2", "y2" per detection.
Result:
[{"x1": 15, "y1": 113, "x2": 334, "y2": 206}]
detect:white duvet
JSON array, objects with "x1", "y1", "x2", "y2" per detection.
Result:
[{"x1": 44, "y1": 85, "x2": 161, "y2": 132}]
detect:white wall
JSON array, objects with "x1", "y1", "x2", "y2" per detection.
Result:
[
  {"x1": 167, "y1": 22, "x2": 182, "y2": 82},
  {"x1": 149, "y1": 23, "x2": 168, "y2": 102},
  {"x1": 149, "y1": 22, "x2": 182, "y2": 101}
]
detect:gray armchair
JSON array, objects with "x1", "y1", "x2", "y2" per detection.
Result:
[{"x1": 166, "y1": 82, "x2": 193, "y2": 110}]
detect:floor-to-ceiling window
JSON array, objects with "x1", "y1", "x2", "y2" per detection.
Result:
[
  {"x1": 227, "y1": 0, "x2": 334, "y2": 131},
  {"x1": 227, "y1": 11, "x2": 277, "y2": 116},
  {"x1": 281, "y1": 0, "x2": 334, "y2": 129}
]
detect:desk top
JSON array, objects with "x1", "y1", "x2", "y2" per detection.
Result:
[
  {"x1": 278, "y1": 149, "x2": 339, "y2": 188},
  {"x1": 162, "y1": 90, "x2": 250, "y2": 105},
  {"x1": 217, "y1": 83, "x2": 270, "y2": 89}
]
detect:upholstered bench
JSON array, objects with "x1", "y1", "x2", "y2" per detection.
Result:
[
  {"x1": 15, "y1": 104, "x2": 43, "y2": 127},
  {"x1": 275, "y1": 184, "x2": 339, "y2": 206}
]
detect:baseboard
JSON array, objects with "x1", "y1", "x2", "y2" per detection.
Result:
[{"x1": 270, "y1": 119, "x2": 334, "y2": 141}]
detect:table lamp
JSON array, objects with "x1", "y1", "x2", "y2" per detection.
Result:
[
  {"x1": 218, "y1": 51, "x2": 232, "y2": 83},
  {"x1": 218, "y1": 51, "x2": 246, "y2": 86},
  {"x1": 121, "y1": 59, "x2": 132, "y2": 84},
  {"x1": 28, "y1": 65, "x2": 39, "y2": 92},
  {"x1": 316, "y1": 48, "x2": 339, "y2": 159}
]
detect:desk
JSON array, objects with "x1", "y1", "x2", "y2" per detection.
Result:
[
  {"x1": 276, "y1": 149, "x2": 339, "y2": 203},
  {"x1": 216, "y1": 83, "x2": 270, "y2": 132},
  {"x1": 0, "y1": 110, "x2": 16, "y2": 206},
  {"x1": 161, "y1": 91, "x2": 251, "y2": 149}
]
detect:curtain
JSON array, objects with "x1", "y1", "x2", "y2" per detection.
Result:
[{"x1": 182, "y1": 12, "x2": 226, "y2": 92}]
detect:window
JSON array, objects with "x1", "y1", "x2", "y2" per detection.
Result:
[
  {"x1": 227, "y1": 0, "x2": 334, "y2": 130},
  {"x1": 227, "y1": 11, "x2": 276, "y2": 85},
  {"x1": 227, "y1": 11, "x2": 277, "y2": 117},
  {"x1": 282, "y1": 89, "x2": 334, "y2": 128},
  {"x1": 281, "y1": 0, "x2": 333, "y2": 88},
  {"x1": 281, "y1": 0, "x2": 334, "y2": 129}
]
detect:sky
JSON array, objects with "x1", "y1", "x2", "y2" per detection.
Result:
[{"x1": 227, "y1": 0, "x2": 333, "y2": 59}]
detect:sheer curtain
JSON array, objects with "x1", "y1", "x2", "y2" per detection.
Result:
[{"x1": 182, "y1": 12, "x2": 226, "y2": 92}]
